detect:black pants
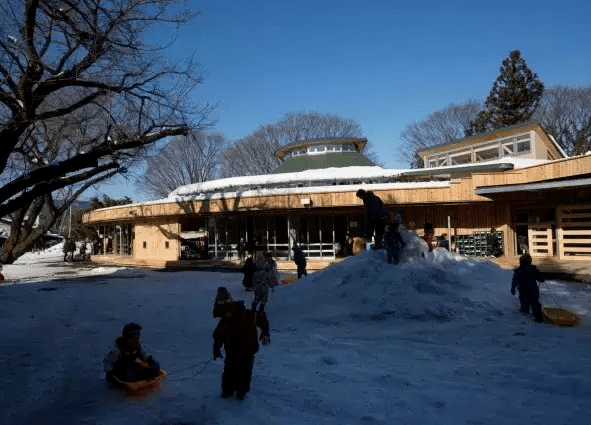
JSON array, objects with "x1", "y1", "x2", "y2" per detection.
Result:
[
  {"x1": 297, "y1": 263, "x2": 307, "y2": 279},
  {"x1": 519, "y1": 287, "x2": 543, "y2": 322},
  {"x1": 222, "y1": 355, "x2": 254, "y2": 397},
  {"x1": 370, "y1": 218, "x2": 386, "y2": 248}
]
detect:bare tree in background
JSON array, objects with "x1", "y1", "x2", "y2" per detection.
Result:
[
  {"x1": 534, "y1": 85, "x2": 591, "y2": 156},
  {"x1": 219, "y1": 111, "x2": 365, "y2": 177},
  {"x1": 400, "y1": 100, "x2": 482, "y2": 168},
  {"x1": 137, "y1": 132, "x2": 227, "y2": 198},
  {"x1": 0, "y1": 0, "x2": 210, "y2": 263}
]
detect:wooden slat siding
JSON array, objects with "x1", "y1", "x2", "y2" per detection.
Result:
[
  {"x1": 557, "y1": 204, "x2": 591, "y2": 260},
  {"x1": 83, "y1": 179, "x2": 495, "y2": 224},
  {"x1": 472, "y1": 155, "x2": 591, "y2": 188},
  {"x1": 528, "y1": 225, "x2": 553, "y2": 257}
]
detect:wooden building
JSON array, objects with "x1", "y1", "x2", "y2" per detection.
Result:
[{"x1": 83, "y1": 124, "x2": 591, "y2": 268}]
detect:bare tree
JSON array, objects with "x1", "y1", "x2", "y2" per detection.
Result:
[
  {"x1": 534, "y1": 85, "x2": 591, "y2": 156},
  {"x1": 219, "y1": 111, "x2": 365, "y2": 177},
  {"x1": 137, "y1": 131, "x2": 227, "y2": 198},
  {"x1": 0, "y1": 0, "x2": 211, "y2": 262},
  {"x1": 400, "y1": 100, "x2": 482, "y2": 168}
]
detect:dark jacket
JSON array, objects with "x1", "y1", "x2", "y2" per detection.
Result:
[
  {"x1": 213, "y1": 305, "x2": 270, "y2": 358},
  {"x1": 293, "y1": 247, "x2": 306, "y2": 267},
  {"x1": 242, "y1": 257, "x2": 256, "y2": 289},
  {"x1": 511, "y1": 264, "x2": 545, "y2": 294},
  {"x1": 383, "y1": 229, "x2": 404, "y2": 254},
  {"x1": 362, "y1": 192, "x2": 389, "y2": 220}
]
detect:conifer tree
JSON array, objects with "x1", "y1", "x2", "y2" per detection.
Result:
[{"x1": 467, "y1": 50, "x2": 544, "y2": 135}]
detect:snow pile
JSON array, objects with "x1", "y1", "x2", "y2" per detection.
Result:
[{"x1": 279, "y1": 230, "x2": 510, "y2": 324}]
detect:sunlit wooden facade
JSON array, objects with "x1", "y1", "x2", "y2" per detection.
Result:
[{"x1": 83, "y1": 124, "x2": 591, "y2": 268}]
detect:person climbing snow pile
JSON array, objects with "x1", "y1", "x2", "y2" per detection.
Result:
[{"x1": 383, "y1": 224, "x2": 404, "y2": 265}]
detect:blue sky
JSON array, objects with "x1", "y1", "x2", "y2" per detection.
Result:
[{"x1": 91, "y1": 0, "x2": 591, "y2": 201}]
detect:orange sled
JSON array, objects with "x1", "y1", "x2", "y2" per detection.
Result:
[
  {"x1": 109, "y1": 369, "x2": 167, "y2": 395},
  {"x1": 542, "y1": 307, "x2": 580, "y2": 327},
  {"x1": 281, "y1": 277, "x2": 297, "y2": 285}
]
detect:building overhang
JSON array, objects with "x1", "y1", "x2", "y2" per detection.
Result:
[{"x1": 475, "y1": 177, "x2": 591, "y2": 196}]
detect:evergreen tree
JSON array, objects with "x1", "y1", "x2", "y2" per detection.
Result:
[{"x1": 467, "y1": 50, "x2": 544, "y2": 135}]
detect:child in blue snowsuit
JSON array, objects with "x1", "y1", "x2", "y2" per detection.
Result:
[
  {"x1": 383, "y1": 225, "x2": 404, "y2": 265},
  {"x1": 511, "y1": 254, "x2": 545, "y2": 322}
]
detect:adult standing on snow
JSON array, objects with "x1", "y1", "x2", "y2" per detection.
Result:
[
  {"x1": 356, "y1": 189, "x2": 389, "y2": 249},
  {"x1": 213, "y1": 300, "x2": 270, "y2": 400},
  {"x1": 251, "y1": 252, "x2": 279, "y2": 312},
  {"x1": 511, "y1": 254, "x2": 545, "y2": 322}
]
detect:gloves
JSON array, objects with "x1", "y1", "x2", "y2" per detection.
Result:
[
  {"x1": 511, "y1": 288, "x2": 516, "y2": 295},
  {"x1": 260, "y1": 334, "x2": 271, "y2": 346},
  {"x1": 213, "y1": 349, "x2": 223, "y2": 360}
]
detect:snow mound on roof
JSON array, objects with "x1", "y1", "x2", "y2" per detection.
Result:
[{"x1": 277, "y1": 230, "x2": 511, "y2": 324}]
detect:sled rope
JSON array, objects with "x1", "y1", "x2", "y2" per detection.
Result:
[
  {"x1": 166, "y1": 359, "x2": 213, "y2": 381},
  {"x1": 541, "y1": 280, "x2": 562, "y2": 307}
]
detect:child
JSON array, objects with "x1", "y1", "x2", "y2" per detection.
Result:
[
  {"x1": 213, "y1": 300, "x2": 270, "y2": 400},
  {"x1": 104, "y1": 322, "x2": 160, "y2": 382},
  {"x1": 292, "y1": 244, "x2": 307, "y2": 279},
  {"x1": 241, "y1": 252, "x2": 256, "y2": 290},
  {"x1": 383, "y1": 224, "x2": 404, "y2": 265},
  {"x1": 511, "y1": 254, "x2": 545, "y2": 322},
  {"x1": 213, "y1": 287, "x2": 234, "y2": 318}
]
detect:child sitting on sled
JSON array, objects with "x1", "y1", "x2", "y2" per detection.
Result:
[{"x1": 104, "y1": 322, "x2": 160, "y2": 382}]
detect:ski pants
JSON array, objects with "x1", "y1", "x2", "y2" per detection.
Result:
[
  {"x1": 297, "y1": 263, "x2": 307, "y2": 279},
  {"x1": 222, "y1": 355, "x2": 255, "y2": 397},
  {"x1": 519, "y1": 287, "x2": 543, "y2": 322}
]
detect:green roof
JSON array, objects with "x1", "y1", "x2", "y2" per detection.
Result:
[{"x1": 273, "y1": 152, "x2": 375, "y2": 174}]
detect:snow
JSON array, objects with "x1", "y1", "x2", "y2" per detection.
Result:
[
  {"x1": 1, "y1": 230, "x2": 591, "y2": 424},
  {"x1": 167, "y1": 158, "x2": 548, "y2": 201}
]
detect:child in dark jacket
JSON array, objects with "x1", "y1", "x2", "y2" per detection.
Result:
[
  {"x1": 292, "y1": 244, "x2": 307, "y2": 278},
  {"x1": 511, "y1": 254, "x2": 545, "y2": 322},
  {"x1": 213, "y1": 301, "x2": 270, "y2": 400},
  {"x1": 241, "y1": 252, "x2": 256, "y2": 290},
  {"x1": 383, "y1": 224, "x2": 404, "y2": 265}
]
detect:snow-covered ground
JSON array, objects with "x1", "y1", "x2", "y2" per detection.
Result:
[{"x1": 1, "y1": 231, "x2": 591, "y2": 424}]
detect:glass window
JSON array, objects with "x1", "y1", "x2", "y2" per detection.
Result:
[
  {"x1": 517, "y1": 139, "x2": 530, "y2": 153},
  {"x1": 450, "y1": 152, "x2": 472, "y2": 165}
]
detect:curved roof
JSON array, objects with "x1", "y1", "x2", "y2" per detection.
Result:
[
  {"x1": 274, "y1": 137, "x2": 368, "y2": 160},
  {"x1": 273, "y1": 151, "x2": 375, "y2": 173},
  {"x1": 273, "y1": 137, "x2": 373, "y2": 173}
]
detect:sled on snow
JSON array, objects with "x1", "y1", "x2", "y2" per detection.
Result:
[
  {"x1": 542, "y1": 307, "x2": 580, "y2": 327},
  {"x1": 108, "y1": 369, "x2": 167, "y2": 395},
  {"x1": 281, "y1": 276, "x2": 297, "y2": 285}
]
